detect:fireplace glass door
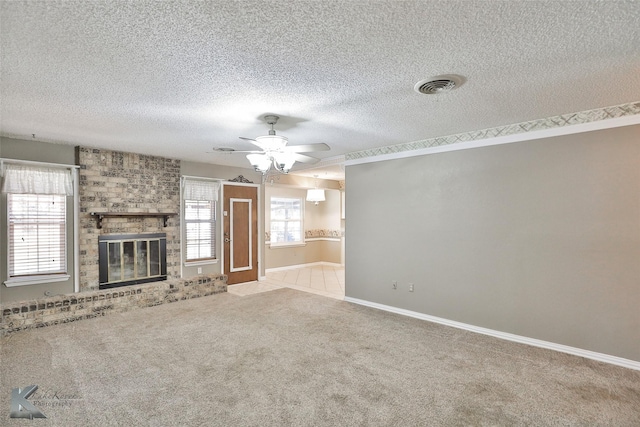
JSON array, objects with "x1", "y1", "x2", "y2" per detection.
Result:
[{"x1": 99, "y1": 233, "x2": 166, "y2": 289}]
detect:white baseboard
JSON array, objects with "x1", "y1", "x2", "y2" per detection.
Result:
[
  {"x1": 344, "y1": 296, "x2": 640, "y2": 371},
  {"x1": 265, "y1": 262, "x2": 343, "y2": 274}
]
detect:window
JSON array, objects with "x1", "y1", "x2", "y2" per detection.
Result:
[
  {"x1": 8, "y1": 193, "x2": 67, "y2": 277},
  {"x1": 2, "y1": 164, "x2": 73, "y2": 286},
  {"x1": 182, "y1": 178, "x2": 219, "y2": 263},
  {"x1": 184, "y1": 199, "x2": 216, "y2": 261},
  {"x1": 270, "y1": 197, "x2": 303, "y2": 245}
]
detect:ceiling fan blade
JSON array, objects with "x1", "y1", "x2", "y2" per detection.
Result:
[
  {"x1": 283, "y1": 143, "x2": 330, "y2": 153},
  {"x1": 239, "y1": 136, "x2": 266, "y2": 149},
  {"x1": 292, "y1": 153, "x2": 321, "y2": 164},
  {"x1": 208, "y1": 148, "x2": 263, "y2": 154},
  {"x1": 222, "y1": 151, "x2": 264, "y2": 154}
]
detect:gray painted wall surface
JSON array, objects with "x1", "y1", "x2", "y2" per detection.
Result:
[
  {"x1": 1, "y1": 137, "x2": 76, "y2": 164},
  {"x1": 345, "y1": 125, "x2": 640, "y2": 362}
]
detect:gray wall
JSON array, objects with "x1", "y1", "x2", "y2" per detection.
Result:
[
  {"x1": 1, "y1": 137, "x2": 76, "y2": 164},
  {"x1": 0, "y1": 137, "x2": 77, "y2": 302},
  {"x1": 345, "y1": 125, "x2": 640, "y2": 362}
]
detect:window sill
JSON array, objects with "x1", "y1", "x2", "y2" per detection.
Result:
[
  {"x1": 4, "y1": 274, "x2": 71, "y2": 288},
  {"x1": 184, "y1": 259, "x2": 219, "y2": 267},
  {"x1": 268, "y1": 242, "x2": 307, "y2": 249}
]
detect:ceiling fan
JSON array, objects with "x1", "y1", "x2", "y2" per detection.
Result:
[{"x1": 213, "y1": 115, "x2": 330, "y2": 174}]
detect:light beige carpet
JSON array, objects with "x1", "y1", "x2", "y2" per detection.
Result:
[{"x1": 1, "y1": 288, "x2": 639, "y2": 426}]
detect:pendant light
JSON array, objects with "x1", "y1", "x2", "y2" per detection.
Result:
[{"x1": 306, "y1": 175, "x2": 325, "y2": 205}]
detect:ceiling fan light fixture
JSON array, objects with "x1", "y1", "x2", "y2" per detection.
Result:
[
  {"x1": 237, "y1": 114, "x2": 328, "y2": 174},
  {"x1": 247, "y1": 153, "x2": 272, "y2": 174},
  {"x1": 255, "y1": 135, "x2": 288, "y2": 151},
  {"x1": 274, "y1": 152, "x2": 296, "y2": 174}
]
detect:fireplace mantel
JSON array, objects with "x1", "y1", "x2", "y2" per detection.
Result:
[{"x1": 90, "y1": 212, "x2": 177, "y2": 229}]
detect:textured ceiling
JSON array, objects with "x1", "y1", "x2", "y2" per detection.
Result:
[{"x1": 1, "y1": 1, "x2": 639, "y2": 180}]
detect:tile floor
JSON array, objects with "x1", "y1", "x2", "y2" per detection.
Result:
[{"x1": 227, "y1": 264, "x2": 345, "y2": 299}]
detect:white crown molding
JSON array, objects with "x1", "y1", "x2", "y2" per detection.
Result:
[
  {"x1": 345, "y1": 101, "x2": 640, "y2": 166},
  {"x1": 344, "y1": 297, "x2": 640, "y2": 371}
]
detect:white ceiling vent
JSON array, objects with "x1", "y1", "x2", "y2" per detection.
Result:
[{"x1": 414, "y1": 75, "x2": 465, "y2": 95}]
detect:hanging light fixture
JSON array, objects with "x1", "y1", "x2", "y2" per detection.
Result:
[
  {"x1": 246, "y1": 153, "x2": 272, "y2": 174},
  {"x1": 306, "y1": 175, "x2": 325, "y2": 205},
  {"x1": 273, "y1": 152, "x2": 296, "y2": 174},
  {"x1": 306, "y1": 189, "x2": 325, "y2": 205},
  {"x1": 232, "y1": 115, "x2": 330, "y2": 175}
]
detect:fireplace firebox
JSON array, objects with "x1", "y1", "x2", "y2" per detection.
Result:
[{"x1": 98, "y1": 233, "x2": 167, "y2": 289}]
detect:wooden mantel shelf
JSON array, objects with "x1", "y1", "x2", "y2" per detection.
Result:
[{"x1": 90, "y1": 212, "x2": 177, "y2": 229}]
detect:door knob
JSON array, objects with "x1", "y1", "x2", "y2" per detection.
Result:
[{"x1": 224, "y1": 238, "x2": 231, "y2": 243}]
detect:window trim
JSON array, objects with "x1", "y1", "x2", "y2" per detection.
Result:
[
  {"x1": 180, "y1": 176, "x2": 221, "y2": 268},
  {"x1": 4, "y1": 274, "x2": 71, "y2": 288},
  {"x1": 184, "y1": 258, "x2": 219, "y2": 267},
  {"x1": 0, "y1": 158, "x2": 79, "y2": 291}
]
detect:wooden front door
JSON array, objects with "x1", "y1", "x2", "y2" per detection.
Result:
[{"x1": 223, "y1": 184, "x2": 258, "y2": 284}]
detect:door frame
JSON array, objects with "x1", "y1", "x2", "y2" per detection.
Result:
[{"x1": 221, "y1": 181, "x2": 263, "y2": 281}]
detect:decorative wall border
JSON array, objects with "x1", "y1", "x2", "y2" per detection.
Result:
[
  {"x1": 346, "y1": 101, "x2": 640, "y2": 161},
  {"x1": 305, "y1": 229, "x2": 343, "y2": 239},
  {"x1": 264, "y1": 229, "x2": 343, "y2": 242}
]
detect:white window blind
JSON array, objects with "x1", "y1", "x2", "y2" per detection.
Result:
[
  {"x1": 185, "y1": 200, "x2": 215, "y2": 261},
  {"x1": 8, "y1": 193, "x2": 67, "y2": 277},
  {"x1": 270, "y1": 197, "x2": 303, "y2": 244},
  {"x1": 183, "y1": 178, "x2": 219, "y2": 262}
]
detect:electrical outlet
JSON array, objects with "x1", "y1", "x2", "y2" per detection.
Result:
[
  {"x1": 409, "y1": 283, "x2": 414, "y2": 292},
  {"x1": 392, "y1": 281, "x2": 397, "y2": 290},
  {"x1": 197, "y1": 267, "x2": 202, "y2": 274}
]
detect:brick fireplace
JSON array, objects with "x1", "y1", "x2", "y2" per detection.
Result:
[
  {"x1": 77, "y1": 148, "x2": 180, "y2": 291},
  {"x1": 0, "y1": 147, "x2": 228, "y2": 336}
]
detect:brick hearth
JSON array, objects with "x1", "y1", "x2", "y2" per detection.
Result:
[{"x1": 1, "y1": 275, "x2": 226, "y2": 336}]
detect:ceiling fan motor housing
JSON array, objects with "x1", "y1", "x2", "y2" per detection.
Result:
[{"x1": 264, "y1": 115, "x2": 279, "y2": 125}]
